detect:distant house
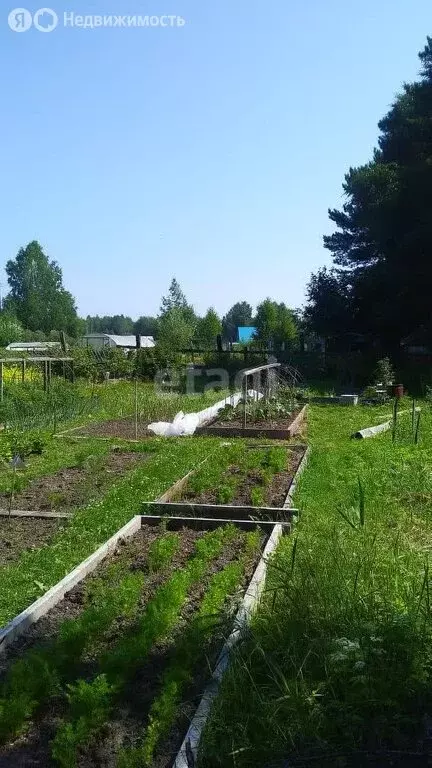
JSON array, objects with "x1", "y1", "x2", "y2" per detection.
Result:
[
  {"x1": 237, "y1": 326, "x2": 257, "y2": 344},
  {"x1": 5, "y1": 341, "x2": 61, "y2": 353},
  {"x1": 81, "y1": 333, "x2": 155, "y2": 351}
]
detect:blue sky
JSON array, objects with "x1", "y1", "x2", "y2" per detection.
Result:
[{"x1": 1, "y1": 1, "x2": 430, "y2": 319}]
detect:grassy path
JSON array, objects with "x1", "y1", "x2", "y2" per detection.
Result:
[{"x1": 199, "y1": 403, "x2": 432, "y2": 767}]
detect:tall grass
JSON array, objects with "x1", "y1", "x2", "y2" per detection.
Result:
[
  {"x1": 199, "y1": 404, "x2": 432, "y2": 767},
  {"x1": 89, "y1": 380, "x2": 230, "y2": 424},
  {"x1": 0, "y1": 380, "x2": 100, "y2": 432},
  {"x1": 0, "y1": 379, "x2": 230, "y2": 434}
]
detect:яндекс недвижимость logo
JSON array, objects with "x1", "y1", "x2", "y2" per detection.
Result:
[
  {"x1": 7, "y1": 8, "x2": 186, "y2": 31},
  {"x1": 8, "y1": 7, "x2": 58, "y2": 32}
]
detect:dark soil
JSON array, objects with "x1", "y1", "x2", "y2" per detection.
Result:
[
  {"x1": 184, "y1": 445, "x2": 306, "y2": 508},
  {"x1": 0, "y1": 450, "x2": 148, "y2": 517},
  {"x1": 0, "y1": 517, "x2": 65, "y2": 567},
  {"x1": 71, "y1": 418, "x2": 153, "y2": 439},
  {"x1": 0, "y1": 524, "x2": 262, "y2": 768}
]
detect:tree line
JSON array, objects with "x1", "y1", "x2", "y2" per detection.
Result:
[
  {"x1": 92, "y1": 278, "x2": 299, "y2": 353},
  {"x1": 0, "y1": 243, "x2": 299, "y2": 351}
]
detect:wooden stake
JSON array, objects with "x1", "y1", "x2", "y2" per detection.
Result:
[{"x1": 134, "y1": 377, "x2": 138, "y2": 440}]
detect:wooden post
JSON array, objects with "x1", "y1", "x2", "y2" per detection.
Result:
[
  {"x1": 134, "y1": 377, "x2": 138, "y2": 440},
  {"x1": 21, "y1": 360, "x2": 26, "y2": 383},
  {"x1": 43, "y1": 360, "x2": 48, "y2": 392},
  {"x1": 243, "y1": 374, "x2": 248, "y2": 431},
  {"x1": 48, "y1": 359, "x2": 52, "y2": 391}
]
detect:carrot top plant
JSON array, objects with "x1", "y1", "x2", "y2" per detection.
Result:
[
  {"x1": 118, "y1": 529, "x2": 261, "y2": 768},
  {"x1": 185, "y1": 444, "x2": 289, "y2": 506},
  {"x1": 50, "y1": 525, "x2": 240, "y2": 767},
  {"x1": 0, "y1": 569, "x2": 145, "y2": 743},
  {"x1": 147, "y1": 531, "x2": 179, "y2": 572}
]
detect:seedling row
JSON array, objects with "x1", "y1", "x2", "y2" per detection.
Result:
[
  {"x1": 156, "y1": 443, "x2": 306, "y2": 515},
  {"x1": 0, "y1": 521, "x2": 263, "y2": 767}
]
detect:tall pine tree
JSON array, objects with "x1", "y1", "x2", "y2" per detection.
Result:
[{"x1": 309, "y1": 38, "x2": 432, "y2": 353}]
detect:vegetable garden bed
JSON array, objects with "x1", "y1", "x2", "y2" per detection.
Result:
[
  {"x1": 0, "y1": 449, "x2": 151, "y2": 565},
  {"x1": 147, "y1": 444, "x2": 307, "y2": 522},
  {"x1": 0, "y1": 518, "x2": 268, "y2": 768},
  {"x1": 196, "y1": 404, "x2": 307, "y2": 439},
  {"x1": 0, "y1": 449, "x2": 149, "y2": 516},
  {"x1": 60, "y1": 418, "x2": 155, "y2": 440}
]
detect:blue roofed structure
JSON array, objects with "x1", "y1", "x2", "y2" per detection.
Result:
[{"x1": 237, "y1": 326, "x2": 257, "y2": 343}]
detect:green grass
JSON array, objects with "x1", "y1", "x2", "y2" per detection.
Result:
[
  {"x1": 198, "y1": 402, "x2": 432, "y2": 767},
  {"x1": 0, "y1": 379, "x2": 230, "y2": 495},
  {"x1": 90, "y1": 380, "x2": 230, "y2": 424}
]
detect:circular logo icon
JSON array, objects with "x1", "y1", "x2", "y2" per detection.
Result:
[
  {"x1": 8, "y1": 7, "x2": 32, "y2": 31},
  {"x1": 33, "y1": 7, "x2": 58, "y2": 32}
]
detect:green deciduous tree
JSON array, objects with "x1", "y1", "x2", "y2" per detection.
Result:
[
  {"x1": 157, "y1": 307, "x2": 195, "y2": 357},
  {"x1": 222, "y1": 302, "x2": 254, "y2": 342},
  {"x1": 0, "y1": 314, "x2": 24, "y2": 348},
  {"x1": 160, "y1": 278, "x2": 187, "y2": 314},
  {"x1": 5, "y1": 241, "x2": 81, "y2": 337},
  {"x1": 195, "y1": 308, "x2": 222, "y2": 348},
  {"x1": 255, "y1": 299, "x2": 297, "y2": 349},
  {"x1": 86, "y1": 315, "x2": 135, "y2": 335},
  {"x1": 156, "y1": 279, "x2": 196, "y2": 358},
  {"x1": 133, "y1": 316, "x2": 158, "y2": 338}
]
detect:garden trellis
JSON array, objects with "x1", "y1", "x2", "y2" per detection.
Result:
[
  {"x1": 0, "y1": 356, "x2": 75, "y2": 401},
  {"x1": 238, "y1": 362, "x2": 302, "y2": 429}
]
